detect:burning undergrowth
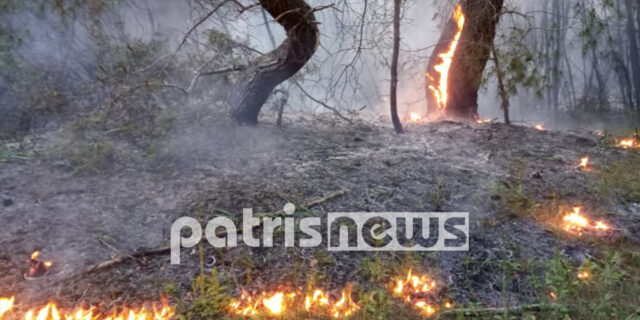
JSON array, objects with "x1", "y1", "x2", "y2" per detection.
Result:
[{"x1": 1, "y1": 118, "x2": 640, "y2": 319}]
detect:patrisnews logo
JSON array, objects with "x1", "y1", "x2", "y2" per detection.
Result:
[
  {"x1": 170, "y1": 206, "x2": 468, "y2": 264},
  {"x1": 327, "y1": 212, "x2": 468, "y2": 251}
]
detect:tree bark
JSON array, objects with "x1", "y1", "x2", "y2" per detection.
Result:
[
  {"x1": 432, "y1": 0, "x2": 504, "y2": 120},
  {"x1": 390, "y1": 0, "x2": 404, "y2": 134},
  {"x1": 625, "y1": 0, "x2": 640, "y2": 110},
  {"x1": 230, "y1": 0, "x2": 319, "y2": 125}
]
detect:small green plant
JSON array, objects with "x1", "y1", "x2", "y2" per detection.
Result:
[
  {"x1": 177, "y1": 269, "x2": 231, "y2": 320},
  {"x1": 64, "y1": 140, "x2": 118, "y2": 174},
  {"x1": 430, "y1": 179, "x2": 447, "y2": 212},
  {"x1": 595, "y1": 153, "x2": 640, "y2": 203},
  {"x1": 538, "y1": 251, "x2": 639, "y2": 320}
]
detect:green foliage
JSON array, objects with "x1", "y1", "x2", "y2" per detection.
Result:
[
  {"x1": 595, "y1": 152, "x2": 640, "y2": 202},
  {"x1": 176, "y1": 269, "x2": 232, "y2": 320},
  {"x1": 56, "y1": 139, "x2": 118, "y2": 174},
  {"x1": 491, "y1": 161, "x2": 536, "y2": 218},
  {"x1": 538, "y1": 252, "x2": 639, "y2": 320},
  {"x1": 490, "y1": 28, "x2": 544, "y2": 98}
]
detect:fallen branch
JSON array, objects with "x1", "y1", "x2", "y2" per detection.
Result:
[
  {"x1": 292, "y1": 81, "x2": 353, "y2": 123},
  {"x1": 83, "y1": 190, "x2": 345, "y2": 274}
]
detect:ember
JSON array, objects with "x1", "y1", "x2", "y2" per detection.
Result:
[
  {"x1": 475, "y1": 118, "x2": 492, "y2": 124},
  {"x1": 0, "y1": 297, "x2": 173, "y2": 320},
  {"x1": 561, "y1": 207, "x2": 611, "y2": 236},
  {"x1": 427, "y1": 4, "x2": 466, "y2": 111},
  {"x1": 534, "y1": 124, "x2": 546, "y2": 131},
  {"x1": 229, "y1": 284, "x2": 359, "y2": 318},
  {"x1": 26, "y1": 251, "x2": 53, "y2": 279},
  {"x1": 577, "y1": 271, "x2": 590, "y2": 280}
]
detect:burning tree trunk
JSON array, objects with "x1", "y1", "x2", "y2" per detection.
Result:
[
  {"x1": 426, "y1": 0, "x2": 504, "y2": 120},
  {"x1": 230, "y1": 0, "x2": 319, "y2": 125}
]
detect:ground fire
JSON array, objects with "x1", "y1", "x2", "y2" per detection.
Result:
[
  {"x1": 617, "y1": 137, "x2": 639, "y2": 148},
  {"x1": 561, "y1": 207, "x2": 611, "y2": 236},
  {"x1": 229, "y1": 284, "x2": 360, "y2": 318},
  {"x1": 26, "y1": 251, "x2": 52, "y2": 279},
  {"x1": 0, "y1": 297, "x2": 173, "y2": 320},
  {"x1": 408, "y1": 112, "x2": 422, "y2": 123},
  {"x1": 426, "y1": 4, "x2": 466, "y2": 113},
  {"x1": 578, "y1": 157, "x2": 590, "y2": 171},
  {"x1": 392, "y1": 269, "x2": 451, "y2": 317}
]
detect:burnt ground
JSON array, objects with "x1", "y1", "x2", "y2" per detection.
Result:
[{"x1": 1, "y1": 117, "x2": 639, "y2": 316}]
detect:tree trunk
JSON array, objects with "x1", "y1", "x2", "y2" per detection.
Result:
[
  {"x1": 426, "y1": 4, "x2": 464, "y2": 115},
  {"x1": 230, "y1": 0, "x2": 319, "y2": 125},
  {"x1": 625, "y1": 0, "x2": 640, "y2": 110},
  {"x1": 435, "y1": 0, "x2": 504, "y2": 120},
  {"x1": 390, "y1": 0, "x2": 404, "y2": 134},
  {"x1": 491, "y1": 45, "x2": 510, "y2": 125}
]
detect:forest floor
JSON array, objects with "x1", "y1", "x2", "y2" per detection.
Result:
[{"x1": 1, "y1": 115, "x2": 639, "y2": 319}]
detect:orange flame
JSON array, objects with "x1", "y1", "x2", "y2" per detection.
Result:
[
  {"x1": 230, "y1": 285, "x2": 359, "y2": 318},
  {"x1": 30, "y1": 251, "x2": 40, "y2": 261},
  {"x1": 427, "y1": 4, "x2": 466, "y2": 111},
  {"x1": 561, "y1": 207, "x2": 611, "y2": 236},
  {"x1": 0, "y1": 297, "x2": 172, "y2": 320},
  {"x1": 534, "y1": 124, "x2": 546, "y2": 131},
  {"x1": 0, "y1": 297, "x2": 14, "y2": 318},
  {"x1": 617, "y1": 138, "x2": 639, "y2": 149},
  {"x1": 330, "y1": 284, "x2": 360, "y2": 318},
  {"x1": 578, "y1": 157, "x2": 590, "y2": 171},
  {"x1": 392, "y1": 269, "x2": 440, "y2": 317},
  {"x1": 262, "y1": 292, "x2": 284, "y2": 315}
]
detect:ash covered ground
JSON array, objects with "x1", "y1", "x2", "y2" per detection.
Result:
[{"x1": 1, "y1": 116, "x2": 639, "y2": 317}]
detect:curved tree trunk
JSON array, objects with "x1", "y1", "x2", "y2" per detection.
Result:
[
  {"x1": 446, "y1": 0, "x2": 504, "y2": 120},
  {"x1": 390, "y1": 0, "x2": 404, "y2": 134},
  {"x1": 230, "y1": 0, "x2": 319, "y2": 125},
  {"x1": 427, "y1": 0, "x2": 503, "y2": 120}
]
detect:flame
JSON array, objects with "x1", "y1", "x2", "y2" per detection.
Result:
[
  {"x1": 427, "y1": 4, "x2": 465, "y2": 111},
  {"x1": 476, "y1": 118, "x2": 492, "y2": 124},
  {"x1": 0, "y1": 297, "x2": 172, "y2": 320},
  {"x1": 27, "y1": 251, "x2": 53, "y2": 278},
  {"x1": 392, "y1": 269, "x2": 440, "y2": 317},
  {"x1": 330, "y1": 284, "x2": 360, "y2": 318},
  {"x1": 409, "y1": 112, "x2": 422, "y2": 123},
  {"x1": 549, "y1": 292, "x2": 557, "y2": 299},
  {"x1": 561, "y1": 207, "x2": 611, "y2": 236},
  {"x1": 304, "y1": 289, "x2": 329, "y2": 311},
  {"x1": 262, "y1": 293, "x2": 284, "y2": 315},
  {"x1": 578, "y1": 157, "x2": 590, "y2": 171},
  {"x1": 534, "y1": 124, "x2": 546, "y2": 131},
  {"x1": 0, "y1": 297, "x2": 14, "y2": 318},
  {"x1": 230, "y1": 285, "x2": 359, "y2": 318},
  {"x1": 617, "y1": 138, "x2": 639, "y2": 149}
]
